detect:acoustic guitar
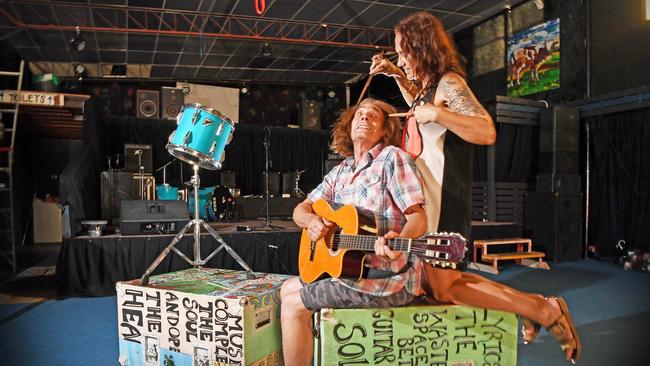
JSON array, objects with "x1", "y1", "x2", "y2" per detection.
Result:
[{"x1": 299, "y1": 199, "x2": 467, "y2": 283}]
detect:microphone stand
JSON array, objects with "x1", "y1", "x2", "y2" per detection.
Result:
[{"x1": 257, "y1": 127, "x2": 283, "y2": 230}]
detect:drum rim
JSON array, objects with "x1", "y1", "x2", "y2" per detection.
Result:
[
  {"x1": 166, "y1": 143, "x2": 222, "y2": 170},
  {"x1": 182, "y1": 103, "x2": 235, "y2": 127}
]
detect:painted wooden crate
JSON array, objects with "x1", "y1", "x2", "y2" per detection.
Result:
[
  {"x1": 117, "y1": 267, "x2": 291, "y2": 366},
  {"x1": 315, "y1": 305, "x2": 517, "y2": 366}
]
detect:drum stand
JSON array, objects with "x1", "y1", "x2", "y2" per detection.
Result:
[{"x1": 140, "y1": 164, "x2": 254, "y2": 285}]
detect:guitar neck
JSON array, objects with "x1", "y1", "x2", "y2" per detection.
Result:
[{"x1": 335, "y1": 233, "x2": 412, "y2": 253}]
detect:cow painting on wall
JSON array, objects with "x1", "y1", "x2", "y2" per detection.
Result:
[{"x1": 507, "y1": 18, "x2": 560, "y2": 97}]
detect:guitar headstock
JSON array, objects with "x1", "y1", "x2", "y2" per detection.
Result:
[{"x1": 413, "y1": 232, "x2": 468, "y2": 268}]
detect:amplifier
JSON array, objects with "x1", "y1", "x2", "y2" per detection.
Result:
[{"x1": 120, "y1": 200, "x2": 189, "y2": 235}]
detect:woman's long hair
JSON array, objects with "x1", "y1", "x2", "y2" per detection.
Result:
[
  {"x1": 395, "y1": 11, "x2": 466, "y2": 88},
  {"x1": 330, "y1": 98, "x2": 401, "y2": 158}
]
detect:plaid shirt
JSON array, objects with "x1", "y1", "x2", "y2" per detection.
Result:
[{"x1": 308, "y1": 144, "x2": 425, "y2": 296}]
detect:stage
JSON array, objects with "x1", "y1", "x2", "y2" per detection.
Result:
[{"x1": 56, "y1": 219, "x2": 522, "y2": 297}]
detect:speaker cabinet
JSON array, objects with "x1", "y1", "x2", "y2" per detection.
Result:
[
  {"x1": 161, "y1": 87, "x2": 184, "y2": 120},
  {"x1": 538, "y1": 106, "x2": 579, "y2": 175},
  {"x1": 261, "y1": 172, "x2": 281, "y2": 197},
  {"x1": 101, "y1": 172, "x2": 156, "y2": 226},
  {"x1": 301, "y1": 99, "x2": 321, "y2": 129},
  {"x1": 282, "y1": 172, "x2": 296, "y2": 196},
  {"x1": 525, "y1": 192, "x2": 583, "y2": 262},
  {"x1": 136, "y1": 89, "x2": 160, "y2": 119},
  {"x1": 124, "y1": 143, "x2": 152, "y2": 174},
  {"x1": 120, "y1": 200, "x2": 189, "y2": 235}
]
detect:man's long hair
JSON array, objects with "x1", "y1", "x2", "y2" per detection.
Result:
[
  {"x1": 395, "y1": 11, "x2": 466, "y2": 88},
  {"x1": 330, "y1": 98, "x2": 401, "y2": 158}
]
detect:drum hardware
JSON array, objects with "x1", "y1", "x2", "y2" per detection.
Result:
[
  {"x1": 81, "y1": 220, "x2": 108, "y2": 238},
  {"x1": 294, "y1": 169, "x2": 306, "y2": 197},
  {"x1": 140, "y1": 104, "x2": 253, "y2": 286}
]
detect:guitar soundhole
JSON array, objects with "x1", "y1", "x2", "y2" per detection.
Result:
[{"x1": 329, "y1": 228, "x2": 342, "y2": 251}]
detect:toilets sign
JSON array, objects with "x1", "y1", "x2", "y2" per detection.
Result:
[{"x1": 0, "y1": 90, "x2": 64, "y2": 106}]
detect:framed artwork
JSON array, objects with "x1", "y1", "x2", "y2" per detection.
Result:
[{"x1": 507, "y1": 18, "x2": 560, "y2": 97}]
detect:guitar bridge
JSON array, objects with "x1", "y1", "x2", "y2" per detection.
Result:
[{"x1": 309, "y1": 240, "x2": 316, "y2": 262}]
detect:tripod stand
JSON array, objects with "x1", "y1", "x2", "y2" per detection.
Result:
[
  {"x1": 257, "y1": 127, "x2": 283, "y2": 230},
  {"x1": 140, "y1": 164, "x2": 253, "y2": 285}
]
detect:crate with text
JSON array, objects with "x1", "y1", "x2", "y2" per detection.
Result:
[
  {"x1": 315, "y1": 305, "x2": 517, "y2": 366},
  {"x1": 117, "y1": 267, "x2": 291, "y2": 366}
]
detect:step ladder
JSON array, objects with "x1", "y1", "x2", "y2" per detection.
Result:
[{"x1": 0, "y1": 60, "x2": 25, "y2": 273}]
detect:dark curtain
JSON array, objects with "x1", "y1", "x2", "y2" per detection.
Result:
[
  {"x1": 57, "y1": 101, "x2": 103, "y2": 236},
  {"x1": 100, "y1": 117, "x2": 331, "y2": 196},
  {"x1": 473, "y1": 123, "x2": 539, "y2": 183},
  {"x1": 587, "y1": 107, "x2": 650, "y2": 256}
]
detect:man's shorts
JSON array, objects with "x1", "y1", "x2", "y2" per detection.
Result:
[{"x1": 299, "y1": 278, "x2": 415, "y2": 312}]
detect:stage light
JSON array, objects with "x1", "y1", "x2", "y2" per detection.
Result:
[
  {"x1": 261, "y1": 42, "x2": 272, "y2": 57},
  {"x1": 327, "y1": 90, "x2": 336, "y2": 98},
  {"x1": 68, "y1": 26, "x2": 86, "y2": 52}
]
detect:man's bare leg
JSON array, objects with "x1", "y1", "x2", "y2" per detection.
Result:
[{"x1": 280, "y1": 277, "x2": 315, "y2": 366}]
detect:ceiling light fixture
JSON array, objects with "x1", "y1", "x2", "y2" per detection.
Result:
[
  {"x1": 68, "y1": 26, "x2": 86, "y2": 52},
  {"x1": 261, "y1": 42, "x2": 272, "y2": 57}
]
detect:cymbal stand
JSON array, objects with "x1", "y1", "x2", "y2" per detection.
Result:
[
  {"x1": 140, "y1": 164, "x2": 254, "y2": 285},
  {"x1": 294, "y1": 169, "x2": 305, "y2": 197}
]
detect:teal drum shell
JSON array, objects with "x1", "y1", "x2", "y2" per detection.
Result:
[
  {"x1": 167, "y1": 104, "x2": 235, "y2": 170},
  {"x1": 156, "y1": 184, "x2": 178, "y2": 200}
]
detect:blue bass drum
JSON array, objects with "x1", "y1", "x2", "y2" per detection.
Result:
[
  {"x1": 156, "y1": 184, "x2": 178, "y2": 201},
  {"x1": 188, "y1": 187, "x2": 217, "y2": 221},
  {"x1": 167, "y1": 104, "x2": 235, "y2": 170}
]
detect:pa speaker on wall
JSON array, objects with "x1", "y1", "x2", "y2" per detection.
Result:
[
  {"x1": 525, "y1": 192, "x2": 583, "y2": 262},
  {"x1": 136, "y1": 89, "x2": 160, "y2": 119},
  {"x1": 301, "y1": 99, "x2": 321, "y2": 129},
  {"x1": 161, "y1": 87, "x2": 184, "y2": 120},
  {"x1": 539, "y1": 106, "x2": 580, "y2": 175}
]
